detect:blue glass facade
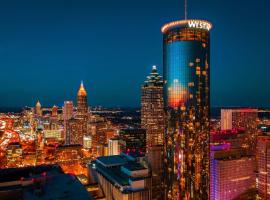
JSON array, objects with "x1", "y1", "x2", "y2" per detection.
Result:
[
  {"x1": 162, "y1": 20, "x2": 211, "y2": 200},
  {"x1": 164, "y1": 40, "x2": 209, "y2": 108}
]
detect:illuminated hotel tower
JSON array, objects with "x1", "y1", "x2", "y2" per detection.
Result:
[
  {"x1": 162, "y1": 19, "x2": 212, "y2": 199},
  {"x1": 141, "y1": 65, "x2": 165, "y2": 200}
]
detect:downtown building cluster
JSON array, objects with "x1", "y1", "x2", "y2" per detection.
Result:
[{"x1": 0, "y1": 15, "x2": 270, "y2": 200}]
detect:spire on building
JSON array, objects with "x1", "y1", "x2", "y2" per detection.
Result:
[
  {"x1": 143, "y1": 66, "x2": 163, "y2": 87},
  {"x1": 77, "y1": 81, "x2": 87, "y2": 96},
  {"x1": 36, "y1": 100, "x2": 41, "y2": 108}
]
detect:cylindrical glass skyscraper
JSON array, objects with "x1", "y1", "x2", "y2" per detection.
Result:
[{"x1": 162, "y1": 19, "x2": 212, "y2": 199}]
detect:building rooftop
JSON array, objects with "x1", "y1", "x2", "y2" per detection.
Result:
[
  {"x1": 143, "y1": 66, "x2": 163, "y2": 87},
  {"x1": 161, "y1": 19, "x2": 212, "y2": 33},
  {"x1": 23, "y1": 174, "x2": 93, "y2": 200},
  {"x1": 0, "y1": 165, "x2": 63, "y2": 183},
  {"x1": 122, "y1": 162, "x2": 146, "y2": 171},
  {"x1": 91, "y1": 154, "x2": 150, "y2": 194},
  {"x1": 96, "y1": 155, "x2": 127, "y2": 167}
]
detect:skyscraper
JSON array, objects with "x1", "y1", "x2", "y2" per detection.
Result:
[
  {"x1": 63, "y1": 101, "x2": 74, "y2": 144},
  {"x1": 257, "y1": 136, "x2": 270, "y2": 199},
  {"x1": 77, "y1": 81, "x2": 88, "y2": 118},
  {"x1": 68, "y1": 81, "x2": 89, "y2": 145},
  {"x1": 141, "y1": 65, "x2": 164, "y2": 200},
  {"x1": 221, "y1": 108, "x2": 258, "y2": 154},
  {"x1": 51, "y1": 105, "x2": 58, "y2": 117},
  {"x1": 35, "y1": 100, "x2": 42, "y2": 116},
  {"x1": 210, "y1": 148, "x2": 255, "y2": 200},
  {"x1": 141, "y1": 65, "x2": 164, "y2": 147},
  {"x1": 162, "y1": 19, "x2": 212, "y2": 199},
  {"x1": 63, "y1": 101, "x2": 74, "y2": 121}
]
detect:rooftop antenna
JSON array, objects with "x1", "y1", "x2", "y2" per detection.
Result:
[{"x1": 185, "y1": 0, "x2": 188, "y2": 20}]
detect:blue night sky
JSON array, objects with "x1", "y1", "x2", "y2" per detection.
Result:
[{"x1": 0, "y1": 0, "x2": 269, "y2": 108}]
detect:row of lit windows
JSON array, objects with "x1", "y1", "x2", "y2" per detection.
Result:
[{"x1": 164, "y1": 28, "x2": 209, "y2": 44}]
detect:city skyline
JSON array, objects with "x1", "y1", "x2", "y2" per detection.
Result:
[
  {"x1": 0, "y1": 0, "x2": 270, "y2": 108},
  {"x1": 0, "y1": 1, "x2": 270, "y2": 200}
]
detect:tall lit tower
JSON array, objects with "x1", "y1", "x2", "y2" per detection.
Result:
[
  {"x1": 35, "y1": 100, "x2": 42, "y2": 116},
  {"x1": 63, "y1": 101, "x2": 74, "y2": 144},
  {"x1": 141, "y1": 65, "x2": 164, "y2": 147},
  {"x1": 162, "y1": 17, "x2": 212, "y2": 199},
  {"x1": 77, "y1": 81, "x2": 88, "y2": 118},
  {"x1": 141, "y1": 65, "x2": 165, "y2": 199}
]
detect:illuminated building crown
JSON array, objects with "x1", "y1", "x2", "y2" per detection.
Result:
[
  {"x1": 143, "y1": 66, "x2": 163, "y2": 87},
  {"x1": 77, "y1": 81, "x2": 87, "y2": 96},
  {"x1": 36, "y1": 100, "x2": 41, "y2": 107}
]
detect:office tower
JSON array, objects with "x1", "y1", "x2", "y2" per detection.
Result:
[
  {"x1": 141, "y1": 65, "x2": 164, "y2": 147},
  {"x1": 221, "y1": 109, "x2": 258, "y2": 130},
  {"x1": 35, "y1": 100, "x2": 42, "y2": 116},
  {"x1": 257, "y1": 136, "x2": 270, "y2": 199},
  {"x1": 141, "y1": 65, "x2": 164, "y2": 200},
  {"x1": 108, "y1": 137, "x2": 120, "y2": 156},
  {"x1": 162, "y1": 19, "x2": 212, "y2": 199},
  {"x1": 77, "y1": 81, "x2": 88, "y2": 118},
  {"x1": 90, "y1": 118, "x2": 108, "y2": 155},
  {"x1": 119, "y1": 128, "x2": 146, "y2": 155},
  {"x1": 210, "y1": 148, "x2": 256, "y2": 200},
  {"x1": 67, "y1": 118, "x2": 85, "y2": 145},
  {"x1": 51, "y1": 105, "x2": 58, "y2": 117},
  {"x1": 63, "y1": 101, "x2": 74, "y2": 144},
  {"x1": 221, "y1": 109, "x2": 258, "y2": 154},
  {"x1": 63, "y1": 101, "x2": 74, "y2": 121},
  {"x1": 76, "y1": 82, "x2": 88, "y2": 144}
]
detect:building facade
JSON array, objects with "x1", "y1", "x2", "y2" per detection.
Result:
[
  {"x1": 108, "y1": 137, "x2": 120, "y2": 156},
  {"x1": 63, "y1": 101, "x2": 73, "y2": 144},
  {"x1": 162, "y1": 19, "x2": 212, "y2": 199},
  {"x1": 119, "y1": 128, "x2": 146, "y2": 156},
  {"x1": 63, "y1": 101, "x2": 74, "y2": 121},
  {"x1": 257, "y1": 136, "x2": 270, "y2": 199},
  {"x1": 210, "y1": 149, "x2": 255, "y2": 200},
  {"x1": 221, "y1": 109, "x2": 258, "y2": 154}
]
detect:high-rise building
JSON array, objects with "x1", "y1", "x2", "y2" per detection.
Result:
[
  {"x1": 51, "y1": 105, "x2": 58, "y2": 117},
  {"x1": 210, "y1": 148, "x2": 256, "y2": 200},
  {"x1": 35, "y1": 100, "x2": 42, "y2": 116},
  {"x1": 63, "y1": 101, "x2": 74, "y2": 121},
  {"x1": 141, "y1": 65, "x2": 164, "y2": 200},
  {"x1": 221, "y1": 108, "x2": 258, "y2": 154},
  {"x1": 108, "y1": 137, "x2": 120, "y2": 156},
  {"x1": 119, "y1": 128, "x2": 146, "y2": 156},
  {"x1": 221, "y1": 109, "x2": 258, "y2": 130},
  {"x1": 257, "y1": 136, "x2": 270, "y2": 199},
  {"x1": 76, "y1": 82, "x2": 88, "y2": 144},
  {"x1": 67, "y1": 118, "x2": 85, "y2": 145},
  {"x1": 77, "y1": 81, "x2": 88, "y2": 118},
  {"x1": 63, "y1": 101, "x2": 74, "y2": 144},
  {"x1": 162, "y1": 19, "x2": 212, "y2": 199},
  {"x1": 141, "y1": 65, "x2": 164, "y2": 147}
]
